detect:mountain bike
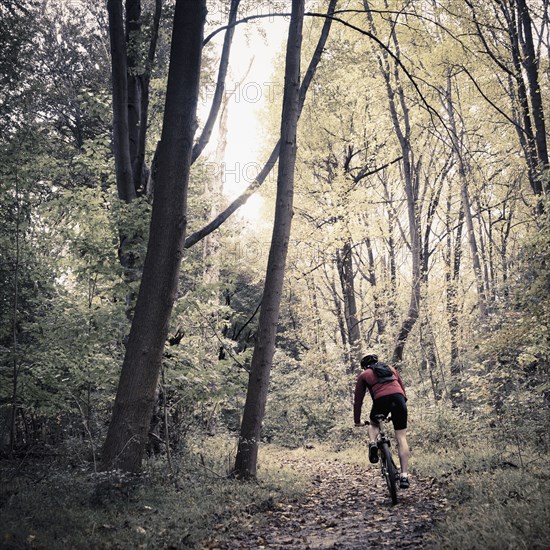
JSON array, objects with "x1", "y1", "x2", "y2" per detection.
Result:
[{"x1": 372, "y1": 413, "x2": 399, "y2": 505}]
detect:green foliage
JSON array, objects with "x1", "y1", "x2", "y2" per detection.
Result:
[
  {"x1": 0, "y1": 436, "x2": 307, "y2": 549},
  {"x1": 262, "y1": 349, "x2": 352, "y2": 447},
  {"x1": 430, "y1": 468, "x2": 549, "y2": 550}
]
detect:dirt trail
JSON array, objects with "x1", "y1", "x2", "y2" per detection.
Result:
[{"x1": 205, "y1": 452, "x2": 447, "y2": 549}]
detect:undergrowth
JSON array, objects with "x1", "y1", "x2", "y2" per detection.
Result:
[
  {"x1": 0, "y1": 434, "x2": 307, "y2": 549},
  {"x1": 410, "y1": 404, "x2": 550, "y2": 550},
  {"x1": 2, "y1": 403, "x2": 549, "y2": 549}
]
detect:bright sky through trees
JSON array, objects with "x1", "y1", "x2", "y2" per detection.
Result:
[{"x1": 203, "y1": 10, "x2": 288, "y2": 224}]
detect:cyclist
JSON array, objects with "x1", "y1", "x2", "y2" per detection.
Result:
[{"x1": 354, "y1": 353, "x2": 410, "y2": 488}]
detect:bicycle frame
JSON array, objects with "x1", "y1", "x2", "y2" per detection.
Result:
[{"x1": 373, "y1": 414, "x2": 399, "y2": 505}]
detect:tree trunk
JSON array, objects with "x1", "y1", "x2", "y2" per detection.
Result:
[
  {"x1": 336, "y1": 242, "x2": 361, "y2": 372},
  {"x1": 466, "y1": 0, "x2": 545, "y2": 201},
  {"x1": 126, "y1": 0, "x2": 142, "y2": 193},
  {"x1": 379, "y1": 176, "x2": 398, "y2": 326},
  {"x1": 108, "y1": 0, "x2": 163, "y2": 318},
  {"x1": 107, "y1": 0, "x2": 135, "y2": 203},
  {"x1": 328, "y1": 268, "x2": 349, "y2": 359},
  {"x1": 419, "y1": 314, "x2": 442, "y2": 402},
  {"x1": 136, "y1": 0, "x2": 163, "y2": 194},
  {"x1": 365, "y1": 234, "x2": 386, "y2": 338},
  {"x1": 306, "y1": 277, "x2": 325, "y2": 353},
  {"x1": 101, "y1": 0, "x2": 206, "y2": 473},
  {"x1": 445, "y1": 186, "x2": 464, "y2": 379},
  {"x1": 445, "y1": 75, "x2": 488, "y2": 319},
  {"x1": 364, "y1": 1, "x2": 422, "y2": 364},
  {"x1": 517, "y1": 0, "x2": 549, "y2": 183},
  {"x1": 232, "y1": 0, "x2": 304, "y2": 480}
]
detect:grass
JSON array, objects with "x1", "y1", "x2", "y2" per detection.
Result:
[
  {"x1": 419, "y1": 452, "x2": 550, "y2": 549},
  {"x1": 0, "y1": 434, "x2": 308, "y2": 549},
  {"x1": 407, "y1": 405, "x2": 550, "y2": 550},
  {"x1": 2, "y1": 410, "x2": 549, "y2": 549}
]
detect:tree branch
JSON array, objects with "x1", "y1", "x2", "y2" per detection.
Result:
[
  {"x1": 192, "y1": 0, "x2": 241, "y2": 163},
  {"x1": 184, "y1": 0, "x2": 338, "y2": 249}
]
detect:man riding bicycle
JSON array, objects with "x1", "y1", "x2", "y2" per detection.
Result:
[{"x1": 354, "y1": 353, "x2": 410, "y2": 488}]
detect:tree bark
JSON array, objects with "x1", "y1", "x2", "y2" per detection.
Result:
[
  {"x1": 336, "y1": 242, "x2": 361, "y2": 372},
  {"x1": 517, "y1": 0, "x2": 549, "y2": 182},
  {"x1": 232, "y1": 0, "x2": 304, "y2": 480},
  {"x1": 107, "y1": 0, "x2": 135, "y2": 203},
  {"x1": 101, "y1": 0, "x2": 206, "y2": 473}
]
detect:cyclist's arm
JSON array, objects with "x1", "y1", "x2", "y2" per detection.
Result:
[{"x1": 353, "y1": 375, "x2": 368, "y2": 425}]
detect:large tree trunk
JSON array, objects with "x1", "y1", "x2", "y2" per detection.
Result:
[
  {"x1": 232, "y1": 0, "x2": 304, "y2": 480},
  {"x1": 108, "y1": 0, "x2": 163, "y2": 318},
  {"x1": 101, "y1": 0, "x2": 206, "y2": 473}
]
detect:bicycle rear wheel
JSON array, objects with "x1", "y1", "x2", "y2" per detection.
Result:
[{"x1": 380, "y1": 442, "x2": 398, "y2": 505}]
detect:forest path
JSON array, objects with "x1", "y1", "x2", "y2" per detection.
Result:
[{"x1": 204, "y1": 451, "x2": 448, "y2": 549}]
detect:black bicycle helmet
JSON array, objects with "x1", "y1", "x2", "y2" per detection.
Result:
[{"x1": 361, "y1": 354, "x2": 378, "y2": 368}]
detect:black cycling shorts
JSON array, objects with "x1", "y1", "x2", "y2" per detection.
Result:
[{"x1": 369, "y1": 393, "x2": 408, "y2": 430}]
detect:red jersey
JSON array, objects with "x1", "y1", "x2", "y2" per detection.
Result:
[{"x1": 354, "y1": 365, "x2": 407, "y2": 424}]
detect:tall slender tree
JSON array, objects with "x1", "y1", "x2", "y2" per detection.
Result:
[
  {"x1": 232, "y1": 0, "x2": 304, "y2": 480},
  {"x1": 363, "y1": 1, "x2": 422, "y2": 364}
]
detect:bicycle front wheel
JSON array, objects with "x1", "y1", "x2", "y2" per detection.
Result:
[{"x1": 380, "y1": 442, "x2": 398, "y2": 505}]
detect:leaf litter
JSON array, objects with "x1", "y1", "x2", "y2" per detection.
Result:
[{"x1": 202, "y1": 452, "x2": 447, "y2": 549}]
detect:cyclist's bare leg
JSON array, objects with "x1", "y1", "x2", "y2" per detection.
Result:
[
  {"x1": 368, "y1": 422, "x2": 380, "y2": 444},
  {"x1": 395, "y1": 429, "x2": 409, "y2": 475}
]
